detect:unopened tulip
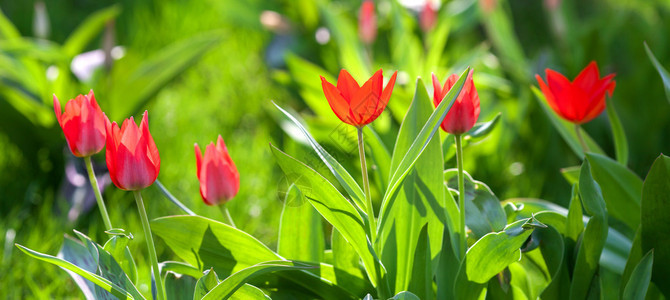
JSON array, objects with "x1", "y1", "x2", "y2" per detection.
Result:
[
  {"x1": 105, "y1": 111, "x2": 160, "y2": 190},
  {"x1": 359, "y1": 0, "x2": 377, "y2": 45},
  {"x1": 432, "y1": 70, "x2": 480, "y2": 135},
  {"x1": 195, "y1": 135, "x2": 239, "y2": 205},
  {"x1": 321, "y1": 69, "x2": 397, "y2": 127},
  {"x1": 53, "y1": 90, "x2": 106, "y2": 157},
  {"x1": 535, "y1": 61, "x2": 616, "y2": 124}
]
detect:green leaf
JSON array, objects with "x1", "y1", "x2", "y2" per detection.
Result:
[
  {"x1": 230, "y1": 284, "x2": 271, "y2": 300},
  {"x1": 331, "y1": 228, "x2": 373, "y2": 297},
  {"x1": 465, "y1": 112, "x2": 502, "y2": 142},
  {"x1": 15, "y1": 243, "x2": 134, "y2": 299},
  {"x1": 623, "y1": 250, "x2": 654, "y2": 300},
  {"x1": 270, "y1": 145, "x2": 382, "y2": 287},
  {"x1": 531, "y1": 86, "x2": 605, "y2": 158},
  {"x1": 380, "y1": 69, "x2": 469, "y2": 233},
  {"x1": 194, "y1": 268, "x2": 219, "y2": 299},
  {"x1": 0, "y1": 8, "x2": 21, "y2": 40},
  {"x1": 284, "y1": 54, "x2": 339, "y2": 122},
  {"x1": 560, "y1": 166, "x2": 580, "y2": 185},
  {"x1": 278, "y1": 184, "x2": 325, "y2": 263},
  {"x1": 273, "y1": 102, "x2": 366, "y2": 213},
  {"x1": 364, "y1": 126, "x2": 392, "y2": 196},
  {"x1": 391, "y1": 291, "x2": 421, "y2": 300},
  {"x1": 570, "y1": 160, "x2": 608, "y2": 299},
  {"x1": 109, "y1": 31, "x2": 224, "y2": 120},
  {"x1": 62, "y1": 5, "x2": 121, "y2": 57},
  {"x1": 640, "y1": 154, "x2": 670, "y2": 296},
  {"x1": 407, "y1": 225, "x2": 432, "y2": 300},
  {"x1": 436, "y1": 193, "x2": 461, "y2": 300},
  {"x1": 103, "y1": 235, "x2": 138, "y2": 284},
  {"x1": 465, "y1": 218, "x2": 536, "y2": 283},
  {"x1": 162, "y1": 261, "x2": 203, "y2": 279},
  {"x1": 444, "y1": 169, "x2": 507, "y2": 239},
  {"x1": 202, "y1": 261, "x2": 312, "y2": 300},
  {"x1": 566, "y1": 184, "x2": 584, "y2": 242},
  {"x1": 620, "y1": 228, "x2": 643, "y2": 298},
  {"x1": 644, "y1": 42, "x2": 670, "y2": 103},
  {"x1": 586, "y1": 153, "x2": 642, "y2": 231},
  {"x1": 605, "y1": 97, "x2": 628, "y2": 166},
  {"x1": 537, "y1": 225, "x2": 570, "y2": 300},
  {"x1": 59, "y1": 236, "x2": 98, "y2": 298},
  {"x1": 378, "y1": 78, "x2": 444, "y2": 297},
  {"x1": 165, "y1": 271, "x2": 197, "y2": 300}
]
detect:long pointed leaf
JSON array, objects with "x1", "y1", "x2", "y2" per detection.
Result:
[{"x1": 644, "y1": 42, "x2": 670, "y2": 103}]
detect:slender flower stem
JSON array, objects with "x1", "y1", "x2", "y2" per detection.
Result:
[
  {"x1": 357, "y1": 127, "x2": 376, "y2": 242},
  {"x1": 455, "y1": 134, "x2": 467, "y2": 260},
  {"x1": 575, "y1": 124, "x2": 590, "y2": 154},
  {"x1": 154, "y1": 179, "x2": 196, "y2": 216},
  {"x1": 222, "y1": 205, "x2": 236, "y2": 228},
  {"x1": 84, "y1": 156, "x2": 113, "y2": 231},
  {"x1": 133, "y1": 191, "x2": 165, "y2": 300}
]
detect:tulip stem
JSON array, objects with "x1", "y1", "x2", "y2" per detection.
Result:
[
  {"x1": 133, "y1": 190, "x2": 165, "y2": 300},
  {"x1": 357, "y1": 127, "x2": 376, "y2": 241},
  {"x1": 222, "y1": 206, "x2": 236, "y2": 228},
  {"x1": 455, "y1": 134, "x2": 467, "y2": 260},
  {"x1": 84, "y1": 157, "x2": 113, "y2": 231},
  {"x1": 154, "y1": 179, "x2": 196, "y2": 216},
  {"x1": 575, "y1": 124, "x2": 590, "y2": 154}
]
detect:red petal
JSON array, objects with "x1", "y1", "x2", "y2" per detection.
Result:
[
  {"x1": 106, "y1": 118, "x2": 122, "y2": 189},
  {"x1": 321, "y1": 76, "x2": 354, "y2": 125},
  {"x1": 352, "y1": 69, "x2": 383, "y2": 124},
  {"x1": 336, "y1": 69, "x2": 360, "y2": 102},
  {"x1": 195, "y1": 143, "x2": 203, "y2": 180},
  {"x1": 545, "y1": 69, "x2": 579, "y2": 122},
  {"x1": 431, "y1": 73, "x2": 443, "y2": 106},
  {"x1": 573, "y1": 61, "x2": 600, "y2": 93},
  {"x1": 53, "y1": 94, "x2": 62, "y2": 126},
  {"x1": 140, "y1": 111, "x2": 160, "y2": 176}
]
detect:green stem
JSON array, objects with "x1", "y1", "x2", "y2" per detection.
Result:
[
  {"x1": 133, "y1": 190, "x2": 165, "y2": 300},
  {"x1": 222, "y1": 205, "x2": 236, "y2": 228},
  {"x1": 455, "y1": 134, "x2": 467, "y2": 260},
  {"x1": 84, "y1": 156, "x2": 113, "y2": 231},
  {"x1": 154, "y1": 179, "x2": 196, "y2": 216},
  {"x1": 357, "y1": 127, "x2": 376, "y2": 242},
  {"x1": 357, "y1": 126, "x2": 387, "y2": 298},
  {"x1": 575, "y1": 124, "x2": 590, "y2": 154}
]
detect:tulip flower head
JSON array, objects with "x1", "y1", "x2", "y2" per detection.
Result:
[
  {"x1": 420, "y1": 1, "x2": 437, "y2": 32},
  {"x1": 320, "y1": 69, "x2": 398, "y2": 127},
  {"x1": 105, "y1": 111, "x2": 160, "y2": 191},
  {"x1": 359, "y1": 0, "x2": 377, "y2": 45},
  {"x1": 53, "y1": 90, "x2": 107, "y2": 157},
  {"x1": 195, "y1": 136, "x2": 239, "y2": 205},
  {"x1": 535, "y1": 61, "x2": 616, "y2": 124},
  {"x1": 432, "y1": 70, "x2": 480, "y2": 135}
]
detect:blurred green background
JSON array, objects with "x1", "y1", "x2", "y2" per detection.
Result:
[{"x1": 1, "y1": 0, "x2": 669, "y2": 297}]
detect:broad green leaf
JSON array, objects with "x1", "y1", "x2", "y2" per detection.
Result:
[
  {"x1": 103, "y1": 235, "x2": 138, "y2": 284},
  {"x1": 62, "y1": 5, "x2": 121, "y2": 57},
  {"x1": 537, "y1": 225, "x2": 570, "y2": 300},
  {"x1": 331, "y1": 228, "x2": 372, "y2": 297},
  {"x1": 152, "y1": 215, "x2": 354, "y2": 299},
  {"x1": 391, "y1": 291, "x2": 421, "y2": 300},
  {"x1": 59, "y1": 236, "x2": 98, "y2": 298},
  {"x1": 194, "y1": 268, "x2": 219, "y2": 299},
  {"x1": 465, "y1": 218, "x2": 537, "y2": 283},
  {"x1": 15, "y1": 244, "x2": 134, "y2": 299},
  {"x1": 270, "y1": 145, "x2": 382, "y2": 287},
  {"x1": 640, "y1": 154, "x2": 670, "y2": 296},
  {"x1": 273, "y1": 102, "x2": 366, "y2": 213},
  {"x1": 644, "y1": 42, "x2": 670, "y2": 103},
  {"x1": 202, "y1": 261, "x2": 311, "y2": 300},
  {"x1": 436, "y1": 195, "x2": 461, "y2": 300},
  {"x1": 465, "y1": 112, "x2": 502, "y2": 142},
  {"x1": 444, "y1": 169, "x2": 507, "y2": 239},
  {"x1": 570, "y1": 160, "x2": 608, "y2": 299},
  {"x1": 364, "y1": 126, "x2": 392, "y2": 196},
  {"x1": 566, "y1": 184, "x2": 584, "y2": 242},
  {"x1": 0, "y1": 8, "x2": 21, "y2": 40},
  {"x1": 109, "y1": 31, "x2": 223, "y2": 120},
  {"x1": 586, "y1": 153, "x2": 642, "y2": 230},
  {"x1": 623, "y1": 250, "x2": 654, "y2": 300},
  {"x1": 454, "y1": 258, "x2": 487, "y2": 300},
  {"x1": 531, "y1": 86, "x2": 604, "y2": 158},
  {"x1": 560, "y1": 166, "x2": 580, "y2": 185},
  {"x1": 380, "y1": 70, "x2": 469, "y2": 233},
  {"x1": 605, "y1": 97, "x2": 628, "y2": 166},
  {"x1": 620, "y1": 228, "x2": 643, "y2": 298},
  {"x1": 407, "y1": 225, "x2": 432, "y2": 300},
  {"x1": 379, "y1": 79, "x2": 444, "y2": 297},
  {"x1": 162, "y1": 261, "x2": 202, "y2": 279},
  {"x1": 165, "y1": 271, "x2": 197, "y2": 300},
  {"x1": 278, "y1": 184, "x2": 325, "y2": 263},
  {"x1": 230, "y1": 284, "x2": 271, "y2": 300}
]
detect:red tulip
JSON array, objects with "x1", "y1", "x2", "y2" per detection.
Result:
[
  {"x1": 432, "y1": 70, "x2": 480, "y2": 135},
  {"x1": 420, "y1": 1, "x2": 437, "y2": 32},
  {"x1": 321, "y1": 69, "x2": 398, "y2": 127},
  {"x1": 53, "y1": 90, "x2": 106, "y2": 157},
  {"x1": 535, "y1": 61, "x2": 616, "y2": 124},
  {"x1": 195, "y1": 135, "x2": 239, "y2": 205},
  {"x1": 105, "y1": 111, "x2": 160, "y2": 191},
  {"x1": 359, "y1": 0, "x2": 377, "y2": 45}
]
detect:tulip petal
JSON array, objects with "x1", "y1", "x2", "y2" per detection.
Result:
[
  {"x1": 140, "y1": 111, "x2": 160, "y2": 174},
  {"x1": 321, "y1": 76, "x2": 353, "y2": 124},
  {"x1": 336, "y1": 69, "x2": 360, "y2": 102},
  {"x1": 574, "y1": 61, "x2": 600, "y2": 93},
  {"x1": 195, "y1": 143, "x2": 203, "y2": 180},
  {"x1": 106, "y1": 118, "x2": 122, "y2": 189},
  {"x1": 352, "y1": 69, "x2": 383, "y2": 124},
  {"x1": 53, "y1": 95, "x2": 62, "y2": 125},
  {"x1": 546, "y1": 69, "x2": 578, "y2": 121},
  {"x1": 120, "y1": 117, "x2": 140, "y2": 153},
  {"x1": 431, "y1": 73, "x2": 443, "y2": 106}
]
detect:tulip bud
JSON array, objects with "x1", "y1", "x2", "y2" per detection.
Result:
[
  {"x1": 359, "y1": 0, "x2": 377, "y2": 45},
  {"x1": 105, "y1": 111, "x2": 160, "y2": 190},
  {"x1": 195, "y1": 135, "x2": 239, "y2": 205},
  {"x1": 53, "y1": 90, "x2": 107, "y2": 157},
  {"x1": 432, "y1": 70, "x2": 480, "y2": 135},
  {"x1": 420, "y1": 1, "x2": 437, "y2": 33}
]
